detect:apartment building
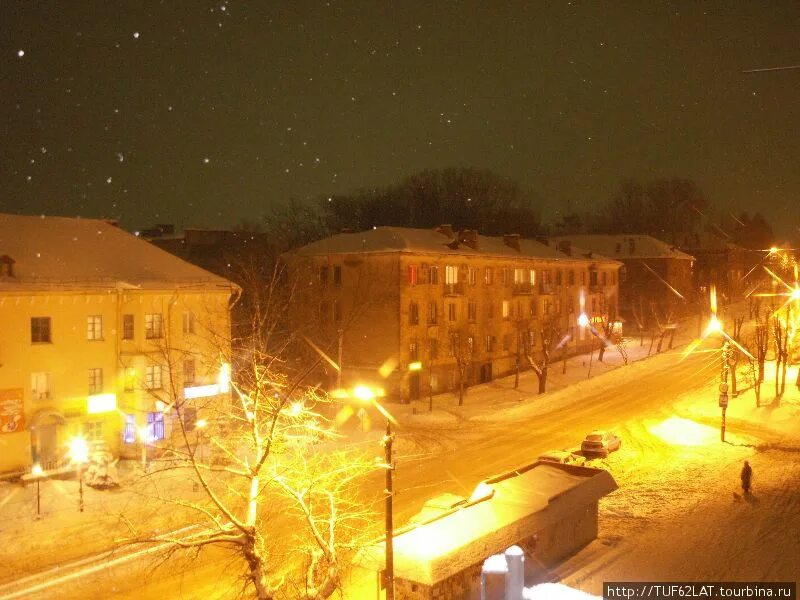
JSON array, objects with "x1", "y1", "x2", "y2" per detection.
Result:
[
  {"x1": 550, "y1": 235, "x2": 695, "y2": 326},
  {"x1": 0, "y1": 214, "x2": 236, "y2": 474},
  {"x1": 287, "y1": 226, "x2": 621, "y2": 402}
]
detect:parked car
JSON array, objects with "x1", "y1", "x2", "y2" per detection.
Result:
[
  {"x1": 538, "y1": 450, "x2": 577, "y2": 464},
  {"x1": 581, "y1": 431, "x2": 621, "y2": 457}
]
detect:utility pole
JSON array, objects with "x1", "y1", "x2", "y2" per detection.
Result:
[
  {"x1": 719, "y1": 341, "x2": 730, "y2": 442},
  {"x1": 382, "y1": 421, "x2": 395, "y2": 600},
  {"x1": 337, "y1": 329, "x2": 344, "y2": 389}
]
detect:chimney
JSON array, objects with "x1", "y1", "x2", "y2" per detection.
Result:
[
  {"x1": 503, "y1": 233, "x2": 521, "y2": 251},
  {"x1": 459, "y1": 229, "x2": 479, "y2": 249},
  {"x1": 556, "y1": 240, "x2": 572, "y2": 256},
  {"x1": 436, "y1": 224, "x2": 455, "y2": 238}
]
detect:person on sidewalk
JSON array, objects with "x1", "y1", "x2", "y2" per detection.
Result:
[{"x1": 740, "y1": 460, "x2": 752, "y2": 496}]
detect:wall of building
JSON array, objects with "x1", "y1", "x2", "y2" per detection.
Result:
[{"x1": 0, "y1": 288, "x2": 231, "y2": 474}]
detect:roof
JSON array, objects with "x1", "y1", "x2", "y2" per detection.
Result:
[
  {"x1": 353, "y1": 461, "x2": 617, "y2": 585},
  {"x1": 550, "y1": 235, "x2": 695, "y2": 261},
  {"x1": 290, "y1": 227, "x2": 621, "y2": 265},
  {"x1": 0, "y1": 213, "x2": 235, "y2": 292}
]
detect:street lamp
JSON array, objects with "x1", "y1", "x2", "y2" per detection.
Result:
[
  {"x1": 68, "y1": 437, "x2": 89, "y2": 513},
  {"x1": 138, "y1": 426, "x2": 150, "y2": 472},
  {"x1": 195, "y1": 418, "x2": 208, "y2": 463},
  {"x1": 31, "y1": 463, "x2": 44, "y2": 518}
]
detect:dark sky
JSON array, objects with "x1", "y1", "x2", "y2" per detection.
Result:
[{"x1": 2, "y1": 1, "x2": 799, "y2": 237}]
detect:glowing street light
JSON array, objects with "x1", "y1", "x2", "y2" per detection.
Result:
[{"x1": 68, "y1": 437, "x2": 90, "y2": 513}]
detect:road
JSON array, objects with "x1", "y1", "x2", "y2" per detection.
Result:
[{"x1": 9, "y1": 346, "x2": 730, "y2": 599}]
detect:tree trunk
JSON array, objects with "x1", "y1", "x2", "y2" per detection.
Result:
[
  {"x1": 598, "y1": 338, "x2": 606, "y2": 362},
  {"x1": 458, "y1": 367, "x2": 465, "y2": 406},
  {"x1": 668, "y1": 328, "x2": 675, "y2": 349},
  {"x1": 244, "y1": 543, "x2": 273, "y2": 600},
  {"x1": 648, "y1": 330, "x2": 655, "y2": 356},
  {"x1": 731, "y1": 357, "x2": 738, "y2": 396},
  {"x1": 514, "y1": 354, "x2": 520, "y2": 389},
  {"x1": 538, "y1": 367, "x2": 547, "y2": 394}
]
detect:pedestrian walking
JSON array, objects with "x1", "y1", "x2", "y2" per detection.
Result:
[{"x1": 740, "y1": 460, "x2": 752, "y2": 496}]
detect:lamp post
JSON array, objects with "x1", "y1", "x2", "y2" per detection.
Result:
[
  {"x1": 382, "y1": 420, "x2": 395, "y2": 600},
  {"x1": 68, "y1": 437, "x2": 89, "y2": 513},
  {"x1": 719, "y1": 341, "x2": 730, "y2": 442},
  {"x1": 578, "y1": 312, "x2": 594, "y2": 379},
  {"x1": 138, "y1": 426, "x2": 150, "y2": 472},
  {"x1": 31, "y1": 463, "x2": 44, "y2": 518},
  {"x1": 195, "y1": 418, "x2": 207, "y2": 463}
]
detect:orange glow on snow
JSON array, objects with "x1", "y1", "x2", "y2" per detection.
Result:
[{"x1": 649, "y1": 417, "x2": 717, "y2": 447}]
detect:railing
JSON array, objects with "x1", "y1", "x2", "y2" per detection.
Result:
[{"x1": 443, "y1": 281, "x2": 465, "y2": 296}]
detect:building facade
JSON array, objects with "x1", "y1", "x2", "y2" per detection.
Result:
[
  {"x1": 550, "y1": 234, "x2": 695, "y2": 328},
  {"x1": 0, "y1": 214, "x2": 235, "y2": 475},
  {"x1": 287, "y1": 226, "x2": 621, "y2": 402}
]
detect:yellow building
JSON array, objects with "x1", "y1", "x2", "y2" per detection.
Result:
[
  {"x1": 287, "y1": 226, "x2": 621, "y2": 402},
  {"x1": 0, "y1": 214, "x2": 236, "y2": 475}
]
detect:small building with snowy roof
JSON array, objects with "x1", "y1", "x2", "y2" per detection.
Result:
[
  {"x1": 549, "y1": 235, "x2": 695, "y2": 327},
  {"x1": 286, "y1": 226, "x2": 622, "y2": 403},
  {"x1": 0, "y1": 213, "x2": 237, "y2": 475},
  {"x1": 353, "y1": 460, "x2": 618, "y2": 600}
]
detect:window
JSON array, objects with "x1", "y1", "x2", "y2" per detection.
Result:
[
  {"x1": 502, "y1": 300, "x2": 510, "y2": 319},
  {"x1": 468, "y1": 267, "x2": 477, "y2": 286},
  {"x1": 333, "y1": 299, "x2": 342, "y2": 323},
  {"x1": 620, "y1": 267, "x2": 627, "y2": 282},
  {"x1": 448, "y1": 303, "x2": 457, "y2": 321},
  {"x1": 428, "y1": 338, "x2": 439, "y2": 360},
  {"x1": 87, "y1": 315, "x2": 103, "y2": 340},
  {"x1": 592, "y1": 297, "x2": 597, "y2": 312},
  {"x1": 31, "y1": 317, "x2": 51, "y2": 343},
  {"x1": 145, "y1": 365, "x2": 163, "y2": 390},
  {"x1": 445, "y1": 265, "x2": 458, "y2": 284},
  {"x1": 611, "y1": 271, "x2": 616, "y2": 285},
  {"x1": 486, "y1": 301, "x2": 494, "y2": 319},
  {"x1": 123, "y1": 414, "x2": 136, "y2": 444},
  {"x1": 427, "y1": 301, "x2": 438, "y2": 325},
  {"x1": 568, "y1": 270, "x2": 575, "y2": 286},
  {"x1": 333, "y1": 265, "x2": 342, "y2": 286},
  {"x1": 409, "y1": 302, "x2": 419, "y2": 325},
  {"x1": 319, "y1": 265, "x2": 329, "y2": 283},
  {"x1": 145, "y1": 313, "x2": 163, "y2": 339},
  {"x1": 409, "y1": 340, "x2": 419, "y2": 361},
  {"x1": 529, "y1": 269, "x2": 536, "y2": 285},
  {"x1": 31, "y1": 372, "x2": 52, "y2": 400},
  {"x1": 601, "y1": 272, "x2": 608, "y2": 286},
  {"x1": 83, "y1": 421, "x2": 103, "y2": 443},
  {"x1": 502, "y1": 334, "x2": 511, "y2": 352},
  {"x1": 183, "y1": 312, "x2": 195, "y2": 334},
  {"x1": 430, "y1": 374, "x2": 439, "y2": 392},
  {"x1": 88, "y1": 368, "x2": 103, "y2": 395},
  {"x1": 122, "y1": 314, "x2": 135, "y2": 340},
  {"x1": 529, "y1": 300, "x2": 537, "y2": 318},
  {"x1": 148, "y1": 412, "x2": 165, "y2": 441},
  {"x1": 502, "y1": 268, "x2": 510, "y2": 286},
  {"x1": 589, "y1": 270, "x2": 598, "y2": 287},
  {"x1": 485, "y1": 335, "x2": 495, "y2": 353},
  {"x1": 513, "y1": 268, "x2": 526, "y2": 284},
  {"x1": 408, "y1": 265, "x2": 419, "y2": 285},
  {"x1": 556, "y1": 271, "x2": 563, "y2": 287},
  {"x1": 467, "y1": 336, "x2": 475, "y2": 354},
  {"x1": 484, "y1": 268, "x2": 493, "y2": 285},
  {"x1": 467, "y1": 301, "x2": 477, "y2": 323},
  {"x1": 555, "y1": 298, "x2": 562, "y2": 314},
  {"x1": 184, "y1": 359, "x2": 196, "y2": 385},
  {"x1": 581, "y1": 271, "x2": 586, "y2": 285},
  {"x1": 543, "y1": 298, "x2": 552, "y2": 316},
  {"x1": 124, "y1": 367, "x2": 136, "y2": 392},
  {"x1": 428, "y1": 265, "x2": 439, "y2": 285}
]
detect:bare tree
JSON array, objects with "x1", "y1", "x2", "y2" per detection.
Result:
[
  {"x1": 772, "y1": 308, "x2": 790, "y2": 403},
  {"x1": 126, "y1": 273, "x2": 373, "y2": 600},
  {"x1": 522, "y1": 318, "x2": 560, "y2": 394},
  {"x1": 448, "y1": 329, "x2": 474, "y2": 406}
]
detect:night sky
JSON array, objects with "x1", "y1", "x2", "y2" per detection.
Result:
[{"x1": 2, "y1": 2, "x2": 799, "y2": 237}]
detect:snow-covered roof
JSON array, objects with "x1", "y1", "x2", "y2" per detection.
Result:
[
  {"x1": 550, "y1": 235, "x2": 695, "y2": 261},
  {"x1": 290, "y1": 227, "x2": 621, "y2": 265},
  {"x1": 0, "y1": 213, "x2": 235, "y2": 292},
  {"x1": 354, "y1": 462, "x2": 617, "y2": 585}
]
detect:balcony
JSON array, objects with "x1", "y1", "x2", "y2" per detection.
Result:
[
  {"x1": 443, "y1": 281, "x2": 465, "y2": 296},
  {"x1": 538, "y1": 284, "x2": 557, "y2": 295},
  {"x1": 512, "y1": 283, "x2": 534, "y2": 295}
]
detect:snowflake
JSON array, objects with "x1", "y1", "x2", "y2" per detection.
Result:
[
  {"x1": 17, "y1": 49, "x2": 24, "y2": 57},
  {"x1": 117, "y1": 152, "x2": 124, "y2": 162},
  {"x1": 106, "y1": 177, "x2": 112, "y2": 184},
  {"x1": 133, "y1": 32, "x2": 140, "y2": 39},
  {"x1": 203, "y1": 157, "x2": 210, "y2": 164}
]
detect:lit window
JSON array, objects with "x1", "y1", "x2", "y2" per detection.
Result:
[
  {"x1": 124, "y1": 367, "x2": 136, "y2": 392},
  {"x1": 145, "y1": 365, "x2": 163, "y2": 390},
  {"x1": 31, "y1": 372, "x2": 52, "y2": 400},
  {"x1": 147, "y1": 412, "x2": 165, "y2": 441},
  {"x1": 123, "y1": 414, "x2": 136, "y2": 443},
  {"x1": 502, "y1": 300, "x2": 510, "y2": 319},
  {"x1": 145, "y1": 313, "x2": 163, "y2": 339},
  {"x1": 484, "y1": 268, "x2": 493, "y2": 285},
  {"x1": 87, "y1": 315, "x2": 103, "y2": 340},
  {"x1": 182, "y1": 312, "x2": 195, "y2": 334},
  {"x1": 408, "y1": 265, "x2": 419, "y2": 285},
  {"x1": 514, "y1": 268, "x2": 525, "y2": 284},
  {"x1": 88, "y1": 368, "x2": 103, "y2": 395},
  {"x1": 31, "y1": 317, "x2": 52, "y2": 343},
  {"x1": 445, "y1": 265, "x2": 458, "y2": 285}
]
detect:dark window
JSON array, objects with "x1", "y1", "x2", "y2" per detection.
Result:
[
  {"x1": 428, "y1": 301, "x2": 437, "y2": 324},
  {"x1": 409, "y1": 302, "x2": 419, "y2": 325},
  {"x1": 568, "y1": 270, "x2": 575, "y2": 286},
  {"x1": 589, "y1": 270, "x2": 598, "y2": 287},
  {"x1": 556, "y1": 271, "x2": 563, "y2": 286},
  {"x1": 333, "y1": 265, "x2": 342, "y2": 286},
  {"x1": 88, "y1": 367, "x2": 103, "y2": 394},
  {"x1": 448, "y1": 303, "x2": 457, "y2": 321},
  {"x1": 429, "y1": 266, "x2": 439, "y2": 285},
  {"x1": 31, "y1": 317, "x2": 52, "y2": 343},
  {"x1": 145, "y1": 313, "x2": 164, "y2": 339},
  {"x1": 601, "y1": 272, "x2": 607, "y2": 286},
  {"x1": 408, "y1": 265, "x2": 419, "y2": 285},
  {"x1": 319, "y1": 265, "x2": 329, "y2": 283},
  {"x1": 122, "y1": 314, "x2": 135, "y2": 340},
  {"x1": 428, "y1": 338, "x2": 439, "y2": 360},
  {"x1": 468, "y1": 301, "x2": 477, "y2": 322}
]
